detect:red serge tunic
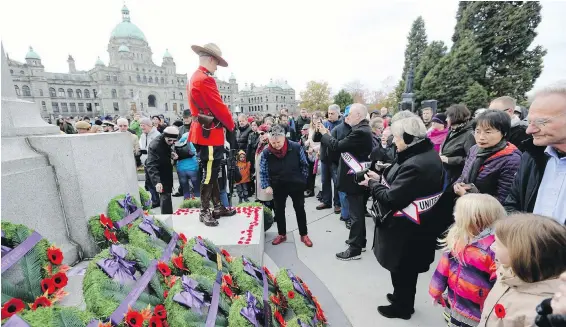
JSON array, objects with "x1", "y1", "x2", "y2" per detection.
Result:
[{"x1": 187, "y1": 66, "x2": 235, "y2": 146}]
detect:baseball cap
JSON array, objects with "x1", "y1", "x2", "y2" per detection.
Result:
[{"x1": 344, "y1": 105, "x2": 352, "y2": 117}]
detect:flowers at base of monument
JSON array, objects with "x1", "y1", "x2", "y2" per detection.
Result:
[
  {"x1": 1, "y1": 298, "x2": 25, "y2": 319},
  {"x1": 172, "y1": 276, "x2": 210, "y2": 314},
  {"x1": 221, "y1": 248, "x2": 233, "y2": 263},
  {"x1": 30, "y1": 295, "x2": 52, "y2": 310},
  {"x1": 125, "y1": 305, "x2": 152, "y2": 327},
  {"x1": 104, "y1": 229, "x2": 119, "y2": 244},
  {"x1": 153, "y1": 304, "x2": 167, "y2": 320},
  {"x1": 47, "y1": 245, "x2": 64, "y2": 265},
  {"x1": 221, "y1": 274, "x2": 236, "y2": 299},
  {"x1": 178, "y1": 233, "x2": 187, "y2": 245},
  {"x1": 157, "y1": 261, "x2": 172, "y2": 277},
  {"x1": 274, "y1": 309, "x2": 286, "y2": 326},
  {"x1": 171, "y1": 254, "x2": 189, "y2": 272},
  {"x1": 97, "y1": 245, "x2": 137, "y2": 285},
  {"x1": 99, "y1": 214, "x2": 115, "y2": 230}
]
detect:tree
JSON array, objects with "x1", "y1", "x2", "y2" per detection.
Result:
[
  {"x1": 343, "y1": 80, "x2": 368, "y2": 104},
  {"x1": 402, "y1": 16, "x2": 429, "y2": 80},
  {"x1": 420, "y1": 34, "x2": 485, "y2": 110},
  {"x1": 333, "y1": 89, "x2": 353, "y2": 111},
  {"x1": 452, "y1": 2, "x2": 546, "y2": 101},
  {"x1": 463, "y1": 82, "x2": 490, "y2": 114},
  {"x1": 299, "y1": 81, "x2": 332, "y2": 112},
  {"x1": 414, "y1": 41, "x2": 447, "y2": 104}
]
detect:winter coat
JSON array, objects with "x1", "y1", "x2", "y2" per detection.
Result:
[
  {"x1": 236, "y1": 124, "x2": 252, "y2": 151},
  {"x1": 440, "y1": 120, "x2": 476, "y2": 184},
  {"x1": 145, "y1": 134, "x2": 175, "y2": 193},
  {"x1": 259, "y1": 141, "x2": 309, "y2": 189},
  {"x1": 508, "y1": 116, "x2": 531, "y2": 153},
  {"x1": 479, "y1": 267, "x2": 561, "y2": 327},
  {"x1": 456, "y1": 143, "x2": 522, "y2": 203},
  {"x1": 254, "y1": 141, "x2": 272, "y2": 202},
  {"x1": 314, "y1": 119, "x2": 343, "y2": 163},
  {"x1": 247, "y1": 131, "x2": 259, "y2": 162},
  {"x1": 503, "y1": 141, "x2": 550, "y2": 214},
  {"x1": 129, "y1": 120, "x2": 142, "y2": 138},
  {"x1": 326, "y1": 122, "x2": 352, "y2": 165},
  {"x1": 368, "y1": 139, "x2": 449, "y2": 273},
  {"x1": 177, "y1": 124, "x2": 190, "y2": 140},
  {"x1": 429, "y1": 232, "x2": 497, "y2": 323},
  {"x1": 320, "y1": 119, "x2": 372, "y2": 195},
  {"x1": 296, "y1": 116, "x2": 311, "y2": 135},
  {"x1": 176, "y1": 133, "x2": 198, "y2": 172},
  {"x1": 139, "y1": 127, "x2": 161, "y2": 165},
  {"x1": 427, "y1": 128, "x2": 449, "y2": 153}
]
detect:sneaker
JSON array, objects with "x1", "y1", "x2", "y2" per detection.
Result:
[
  {"x1": 377, "y1": 305, "x2": 413, "y2": 320},
  {"x1": 316, "y1": 203, "x2": 331, "y2": 210},
  {"x1": 339, "y1": 216, "x2": 349, "y2": 222},
  {"x1": 172, "y1": 191, "x2": 183, "y2": 197},
  {"x1": 271, "y1": 235, "x2": 287, "y2": 245},
  {"x1": 344, "y1": 240, "x2": 366, "y2": 252},
  {"x1": 334, "y1": 206, "x2": 341, "y2": 214},
  {"x1": 336, "y1": 247, "x2": 361, "y2": 261},
  {"x1": 300, "y1": 235, "x2": 313, "y2": 247},
  {"x1": 304, "y1": 190, "x2": 314, "y2": 198},
  {"x1": 386, "y1": 294, "x2": 415, "y2": 314}
]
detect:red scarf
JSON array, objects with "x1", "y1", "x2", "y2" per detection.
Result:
[
  {"x1": 267, "y1": 139, "x2": 288, "y2": 159},
  {"x1": 256, "y1": 140, "x2": 268, "y2": 156}
]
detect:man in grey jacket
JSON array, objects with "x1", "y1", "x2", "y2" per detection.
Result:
[{"x1": 139, "y1": 117, "x2": 161, "y2": 208}]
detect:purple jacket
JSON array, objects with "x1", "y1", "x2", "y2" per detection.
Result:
[{"x1": 456, "y1": 143, "x2": 522, "y2": 203}]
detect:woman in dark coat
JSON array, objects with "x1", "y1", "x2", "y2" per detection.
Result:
[
  {"x1": 454, "y1": 110, "x2": 522, "y2": 203},
  {"x1": 359, "y1": 115, "x2": 448, "y2": 320},
  {"x1": 440, "y1": 104, "x2": 476, "y2": 185}
]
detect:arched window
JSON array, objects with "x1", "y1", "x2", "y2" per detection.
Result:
[
  {"x1": 137, "y1": 75, "x2": 141, "y2": 82},
  {"x1": 84, "y1": 89, "x2": 90, "y2": 98},
  {"x1": 76, "y1": 89, "x2": 82, "y2": 98},
  {"x1": 39, "y1": 89, "x2": 44, "y2": 96},
  {"x1": 20, "y1": 70, "x2": 24, "y2": 75},
  {"x1": 143, "y1": 76, "x2": 147, "y2": 82},
  {"x1": 49, "y1": 88, "x2": 56, "y2": 97},
  {"x1": 161, "y1": 78, "x2": 164, "y2": 84},
  {"x1": 41, "y1": 101, "x2": 47, "y2": 111},
  {"x1": 111, "y1": 89, "x2": 117, "y2": 98},
  {"x1": 179, "y1": 92, "x2": 183, "y2": 100},
  {"x1": 15, "y1": 85, "x2": 21, "y2": 96},
  {"x1": 67, "y1": 89, "x2": 74, "y2": 98},
  {"x1": 148, "y1": 77, "x2": 153, "y2": 83},
  {"x1": 22, "y1": 85, "x2": 31, "y2": 96}
]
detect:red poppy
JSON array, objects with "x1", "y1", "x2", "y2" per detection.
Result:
[
  {"x1": 47, "y1": 246, "x2": 63, "y2": 265},
  {"x1": 494, "y1": 303, "x2": 506, "y2": 318},
  {"x1": 99, "y1": 214, "x2": 114, "y2": 229},
  {"x1": 274, "y1": 310, "x2": 286, "y2": 326},
  {"x1": 287, "y1": 290, "x2": 295, "y2": 299},
  {"x1": 148, "y1": 316, "x2": 162, "y2": 327},
  {"x1": 172, "y1": 255, "x2": 188, "y2": 271},
  {"x1": 222, "y1": 284, "x2": 233, "y2": 298},
  {"x1": 223, "y1": 274, "x2": 234, "y2": 287},
  {"x1": 178, "y1": 233, "x2": 187, "y2": 244},
  {"x1": 125, "y1": 308, "x2": 144, "y2": 327},
  {"x1": 31, "y1": 296, "x2": 52, "y2": 310},
  {"x1": 163, "y1": 290, "x2": 168, "y2": 298},
  {"x1": 154, "y1": 304, "x2": 167, "y2": 319},
  {"x1": 1, "y1": 298, "x2": 25, "y2": 319},
  {"x1": 104, "y1": 229, "x2": 118, "y2": 244},
  {"x1": 162, "y1": 321, "x2": 170, "y2": 327},
  {"x1": 52, "y1": 272, "x2": 68, "y2": 289},
  {"x1": 157, "y1": 262, "x2": 171, "y2": 277},
  {"x1": 41, "y1": 277, "x2": 56, "y2": 295}
]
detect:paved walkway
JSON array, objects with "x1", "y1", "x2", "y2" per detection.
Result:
[{"x1": 162, "y1": 182, "x2": 445, "y2": 327}]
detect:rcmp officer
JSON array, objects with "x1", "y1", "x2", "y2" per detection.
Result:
[{"x1": 188, "y1": 43, "x2": 237, "y2": 226}]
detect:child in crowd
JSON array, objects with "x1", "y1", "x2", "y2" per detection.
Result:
[
  {"x1": 235, "y1": 150, "x2": 251, "y2": 203},
  {"x1": 430, "y1": 194, "x2": 505, "y2": 327},
  {"x1": 479, "y1": 214, "x2": 566, "y2": 327}
]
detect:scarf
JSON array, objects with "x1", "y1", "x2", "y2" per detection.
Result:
[
  {"x1": 466, "y1": 139, "x2": 508, "y2": 184},
  {"x1": 427, "y1": 128, "x2": 449, "y2": 152},
  {"x1": 256, "y1": 140, "x2": 268, "y2": 156},
  {"x1": 267, "y1": 139, "x2": 288, "y2": 159}
]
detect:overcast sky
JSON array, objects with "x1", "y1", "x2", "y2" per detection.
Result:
[{"x1": 2, "y1": 0, "x2": 565, "y2": 97}]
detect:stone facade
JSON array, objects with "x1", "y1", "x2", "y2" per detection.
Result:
[{"x1": 6, "y1": 5, "x2": 296, "y2": 121}]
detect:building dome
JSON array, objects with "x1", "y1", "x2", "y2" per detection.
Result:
[
  {"x1": 25, "y1": 46, "x2": 41, "y2": 60},
  {"x1": 118, "y1": 44, "x2": 130, "y2": 52},
  {"x1": 281, "y1": 80, "x2": 293, "y2": 90},
  {"x1": 266, "y1": 78, "x2": 277, "y2": 88},
  {"x1": 163, "y1": 49, "x2": 173, "y2": 58},
  {"x1": 110, "y1": 5, "x2": 147, "y2": 42},
  {"x1": 95, "y1": 57, "x2": 105, "y2": 66}
]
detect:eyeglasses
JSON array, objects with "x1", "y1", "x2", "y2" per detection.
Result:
[
  {"x1": 473, "y1": 129, "x2": 499, "y2": 136},
  {"x1": 258, "y1": 132, "x2": 265, "y2": 135},
  {"x1": 527, "y1": 111, "x2": 566, "y2": 128}
]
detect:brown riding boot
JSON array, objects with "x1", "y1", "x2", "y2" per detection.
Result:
[
  {"x1": 199, "y1": 183, "x2": 218, "y2": 227},
  {"x1": 211, "y1": 181, "x2": 236, "y2": 219}
]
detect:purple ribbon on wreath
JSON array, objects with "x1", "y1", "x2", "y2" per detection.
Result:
[
  {"x1": 173, "y1": 276, "x2": 209, "y2": 314},
  {"x1": 118, "y1": 193, "x2": 138, "y2": 216},
  {"x1": 138, "y1": 215, "x2": 161, "y2": 239},
  {"x1": 143, "y1": 196, "x2": 152, "y2": 208},
  {"x1": 297, "y1": 319, "x2": 310, "y2": 327},
  {"x1": 97, "y1": 245, "x2": 137, "y2": 285},
  {"x1": 287, "y1": 270, "x2": 308, "y2": 298},
  {"x1": 240, "y1": 291, "x2": 261, "y2": 327},
  {"x1": 242, "y1": 256, "x2": 262, "y2": 282},
  {"x1": 193, "y1": 237, "x2": 211, "y2": 260},
  {"x1": 1, "y1": 231, "x2": 12, "y2": 255}
]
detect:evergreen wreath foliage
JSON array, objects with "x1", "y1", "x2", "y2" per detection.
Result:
[
  {"x1": 139, "y1": 187, "x2": 152, "y2": 211},
  {"x1": 180, "y1": 198, "x2": 202, "y2": 209},
  {"x1": 228, "y1": 256, "x2": 278, "y2": 305},
  {"x1": 18, "y1": 306, "x2": 95, "y2": 327},
  {"x1": 182, "y1": 237, "x2": 231, "y2": 281}
]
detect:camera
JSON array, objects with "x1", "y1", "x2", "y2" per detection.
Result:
[{"x1": 354, "y1": 169, "x2": 369, "y2": 183}]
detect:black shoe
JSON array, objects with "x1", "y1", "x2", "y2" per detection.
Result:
[
  {"x1": 386, "y1": 294, "x2": 415, "y2": 314},
  {"x1": 336, "y1": 247, "x2": 361, "y2": 261},
  {"x1": 172, "y1": 191, "x2": 183, "y2": 197},
  {"x1": 316, "y1": 203, "x2": 331, "y2": 210},
  {"x1": 344, "y1": 240, "x2": 366, "y2": 252},
  {"x1": 151, "y1": 203, "x2": 160, "y2": 209},
  {"x1": 345, "y1": 220, "x2": 352, "y2": 229},
  {"x1": 377, "y1": 305, "x2": 413, "y2": 320},
  {"x1": 304, "y1": 191, "x2": 314, "y2": 198},
  {"x1": 365, "y1": 211, "x2": 372, "y2": 218}
]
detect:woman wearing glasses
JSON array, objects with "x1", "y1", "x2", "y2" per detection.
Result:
[{"x1": 453, "y1": 110, "x2": 522, "y2": 203}]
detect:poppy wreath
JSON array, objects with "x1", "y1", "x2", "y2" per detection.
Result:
[
  {"x1": 82, "y1": 244, "x2": 169, "y2": 320},
  {"x1": 275, "y1": 269, "x2": 327, "y2": 326},
  {"x1": 139, "y1": 187, "x2": 152, "y2": 211},
  {"x1": 180, "y1": 198, "x2": 202, "y2": 209},
  {"x1": 227, "y1": 291, "x2": 286, "y2": 327},
  {"x1": 1, "y1": 221, "x2": 70, "y2": 321},
  {"x1": 9, "y1": 306, "x2": 95, "y2": 327},
  {"x1": 236, "y1": 202, "x2": 274, "y2": 231},
  {"x1": 163, "y1": 274, "x2": 231, "y2": 327},
  {"x1": 182, "y1": 237, "x2": 232, "y2": 282},
  {"x1": 286, "y1": 314, "x2": 318, "y2": 327}
]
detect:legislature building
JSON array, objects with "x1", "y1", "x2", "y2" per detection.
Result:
[{"x1": 6, "y1": 5, "x2": 296, "y2": 121}]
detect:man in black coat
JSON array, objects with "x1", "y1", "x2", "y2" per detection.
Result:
[
  {"x1": 489, "y1": 96, "x2": 531, "y2": 152},
  {"x1": 317, "y1": 103, "x2": 373, "y2": 260},
  {"x1": 145, "y1": 126, "x2": 179, "y2": 214},
  {"x1": 236, "y1": 114, "x2": 252, "y2": 151}
]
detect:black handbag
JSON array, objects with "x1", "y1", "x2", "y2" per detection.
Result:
[{"x1": 174, "y1": 140, "x2": 195, "y2": 160}]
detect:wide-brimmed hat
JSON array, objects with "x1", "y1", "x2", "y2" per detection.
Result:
[{"x1": 191, "y1": 43, "x2": 228, "y2": 67}]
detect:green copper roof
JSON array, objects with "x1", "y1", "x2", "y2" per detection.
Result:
[
  {"x1": 118, "y1": 44, "x2": 130, "y2": 52},
  {"x1": 281, "y1": 80, "x2": 293, "y2": 90},
  {"x1": 266, "y1": 78, "x2": 278, "y2": 88},
  {"x1": 163, "y1": 49, "x2": 173, "y2": 58},
  {"x1": 110, "y1": 5, "x2": 146, "y2": 42},
  {"x1": 229, "y1": 73, "x2": 236, "y2": 80},
  {"x1": 25, "y1": 46, "x2": 41, "y2": 60},
  {"x1": 95, "y1": 57, "x2": 105, "y2": 66}
]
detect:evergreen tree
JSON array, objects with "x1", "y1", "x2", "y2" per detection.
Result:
[
  {"x1": 414, "y1": 41, "x2": 447, "y2": 104},
  {"x1": 463, "y1": 81, "x2": 490, "y2": 114},
  {"x1": 402, "y1": 16, "x2": 429, "y2": 79},
  {"x1": 420, "y1": 34, "x2": 484, "y2": 110},
  {"x1": 333, "y1": 89, "x2": 354, "y2": 111},
  {"x1": 452, "y1": 1, "x2": 546, "y2": 101}
]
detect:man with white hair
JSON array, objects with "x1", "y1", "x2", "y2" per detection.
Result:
[
  {"x1": 316, "y1": 104, "x2": 343, "y2": 213},
  {"x1": 317, "y1": 103, "x2": 373, "y2": 260},
  {"x1": 139, "y1": 117, "x2": 161, "y2": 208},
  {"x1": 489, "y1": 96, "x2": 530, "y2": 152},
  {"x1": 117, "y1": 117, "x2": 140, "y2": 157},
  {"x1": 504, "y1": 83, "x2": 566, "y2": 223},
  {"x1": 188, "y1": 43, "x2": 236, "y2": 226},
  {"x1": 146, "y1": 126, "x2": 179, "y2": 214}
]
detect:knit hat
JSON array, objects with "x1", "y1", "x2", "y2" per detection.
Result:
[
  {"x1": 247, "y1": 116, "x2": 255, "y2": 123},
  {"x1": 238, "y1": 150, "x2": 246, "y2": 156},
  {"x1": 258, "y1": 124, "x2": 270, "y2": 132},
  {"x1": 75, "y1": 121, "x2": 91, "y2": 130},
  {"x1": 432, "y1": 113, "x2": 447, "y2": 126}
]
